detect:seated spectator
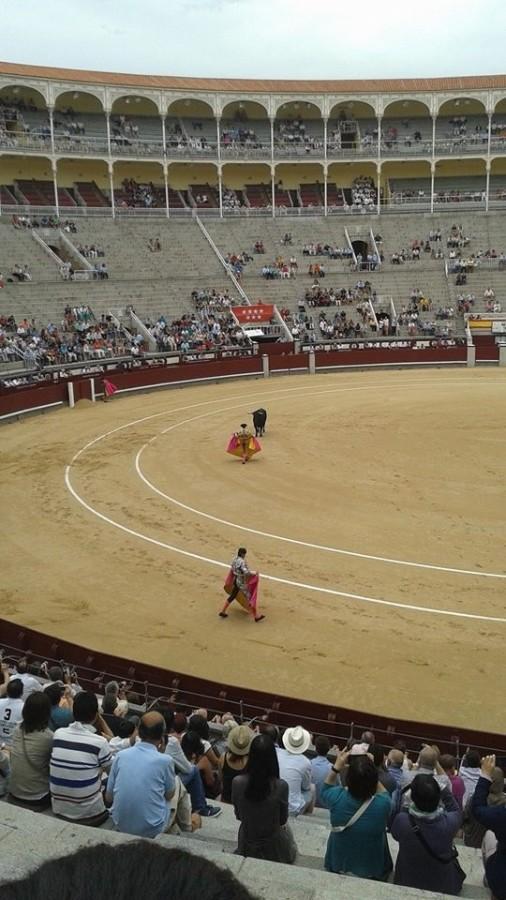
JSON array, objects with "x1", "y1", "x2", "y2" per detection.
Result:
[
  {"x1": 103, "y1": 680, "x2": 129, "y2": 716},
  {"x1": 0, "y1": 746, "x2": 9, "y2": 797},
  {"x1": 49, "y1": 690, "x2": 113, "y2": 825},
  {"x1": 386, "y1": 748, "x2": 405, "y2": 787},
  {"x1": 181, "y1": 730, "x2": 221, "y2": 800},
  {"x1": 392, "y1": 745, "x2": 450, "y2": 814},
  {"x1": 101, "y1": 693, "x2": 127, "y2": 736},
  {"x1": 6, "y1": 658, "x2": 42, "y2": 699},
  {"x1": 8, "y1": 691, "x2": 52, "y2": 808},
  {"x1": 43, "y1": 663, "x2": 81, "y2": 696},
  {"x1": 232, "y1": 733, "x2": 297, "y2": 863},
  {"x1": 459, "y1": 748, "x2": 482, "y2": 806},
  {"x1": 219, "y1": 724, "x2": 254, "y2": 803},
  {"x1": 471, "y1": 754, "x2": 506, "y2": 900},
  {"x1": 390, "y1": 773, "x2": 465, "y2": 895},
  {"x1": 369, "y1": 744, "x2": 397, "y2": 794},
  {"x1": 0, "y1": 679, "x2": 24, "y2": 747},
  {"x1": 106, "y1": 711, "x2": 197, "y2": 837},
  {"x1": 277, "y1": 726, "x2": 315, "y2": 817},
  {"x1": 321, "y1": 748, "x2": 392, "y2": 880},
  {"x1": 163, "y1": 709, "x2": 221, "y2": 819},
  {"x1": 44, "y1": 683, "x2": 73, "y2": 731},
  {"x1": 188, "y1": 713, "x2": 220, "y2": 766},
  {"x1": 109, "y1": 717, "x2": 139, "y2": 754},
  {"x1": 310, "y1": 735, "x2": 332, "y2": 807},
  {"x1": 463, "y1": 761, "x2": 506, "y2": 848},
  {"x1": 0, "y1": 842, "x2": 258, "y2": 900},
  {"x1": 440, "y1": 753, "x2": 465, "y2": 809}
]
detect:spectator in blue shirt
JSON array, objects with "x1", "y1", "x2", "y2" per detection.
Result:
[
  {"x1": 105, "y1": 711, "x2": 176, "y2": 837},
  {"x1": 310, "y1": 736, "x2": 332, "y2": 807},
  {"x1": 44, "y1": 684, "x2": 73, "y2": 731}
]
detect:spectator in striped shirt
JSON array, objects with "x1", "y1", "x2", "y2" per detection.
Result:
[{"x1": 49, "y1": 691, "x2": 113, "y2": 826}]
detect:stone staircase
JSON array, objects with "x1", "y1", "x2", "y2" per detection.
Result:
[
  {"x1": 2, "y1": 212, "x2": 505, "y2": 336},
  {"x1": 0, "y1": 801, "x2": 489, "y2": 900},
  {"x1": 0, "y1": 222, "x2": 59, "y2": 282},
  {"x1": 0, "y1": 218, "x2": 242, "y2": 326}
]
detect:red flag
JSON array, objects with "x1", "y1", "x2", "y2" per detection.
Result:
[{"x1": 232, "y1": 304, "x2": 274, "y2": 323}]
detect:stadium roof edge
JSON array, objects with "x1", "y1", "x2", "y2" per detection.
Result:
[{"x1": 1, "y1": 60, "x2": 506, "y2": 93}]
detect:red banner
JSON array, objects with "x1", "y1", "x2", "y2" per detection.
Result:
[{"x1": 232, "y1": 304, "x2": 274, "y2": 323}]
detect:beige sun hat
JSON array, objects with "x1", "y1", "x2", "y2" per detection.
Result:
[
  {"x1": 227, "y1": 724, "x2": 254, "y2": 756},
  {"x1": 282, "y1": 725, "x2": 311, "y2": 755}
]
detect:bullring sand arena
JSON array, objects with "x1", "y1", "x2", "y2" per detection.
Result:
[{"x1": 2, "y1": 368, "x2": 505, "y2": 733}]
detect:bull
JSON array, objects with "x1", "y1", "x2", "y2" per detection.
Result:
[{"x1": 251, "y1": 408, "x2": 267, "y2": 437}]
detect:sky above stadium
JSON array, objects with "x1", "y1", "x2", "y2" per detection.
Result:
[{"x1": 2, "y1": 0, "x2": 505, "y2": 80}]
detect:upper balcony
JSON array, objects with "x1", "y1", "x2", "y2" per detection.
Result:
[{"x1": 2, "y1": 82, "x2": 506, "y2": 166}]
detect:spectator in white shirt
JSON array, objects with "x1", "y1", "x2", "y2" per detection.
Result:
[
  {"x1": 109, "y1": 718, "x2": 139, "y2": 754},
  {"x1": 277, "y1": 726, "x2": 315, "y2": 816},
  {"x1": 165, "y1": 710, "x2": 221, "y2": 818},
  {"x1": 0, "y1": 679, "x2": 24, "y2": 747},
  {"x1": 459, "y1": 748, "x2": 482, "y2": 807},
  {"x1": 1, "y1": 660, "x2": 42, "y2": 700}
]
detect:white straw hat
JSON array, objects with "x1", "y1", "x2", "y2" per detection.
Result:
[{"x1": 282, "y1": 726, "x2": 311, "y2": 755}]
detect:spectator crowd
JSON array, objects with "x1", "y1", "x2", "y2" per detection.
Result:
[{"x1": 0, "y1": 656, "x2": 504, "y2": 899}]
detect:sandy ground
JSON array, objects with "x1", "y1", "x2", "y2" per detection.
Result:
[{"x1": 2, "y1": 369, "x2": 505, "y2": 733}]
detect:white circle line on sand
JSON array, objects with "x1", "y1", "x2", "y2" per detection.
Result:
[
  {"x1": 64, "y1": 464, "x2": 506, "y2": 624},
  {"x1": 70, "y1": 376, "x2": 500, "y2": 464},
  {"x1": 134, "y1": 385, "x2": 506, "y2": 581}
]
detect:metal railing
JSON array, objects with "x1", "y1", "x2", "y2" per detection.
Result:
[
  {"x1": 195, "y1": 215, "x2": 250, "y2": 305},
  {"x1": 5, "y1": 198, "x2": 506, "y2": 224},
  {"x1": 3, "y1": 125, "x2": 506, "y2": 169},
  {"x1": 1, "y1": 633, "x2": 503, "y2": 757}
]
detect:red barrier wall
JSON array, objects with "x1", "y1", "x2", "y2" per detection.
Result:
[
  {"x1": 110, "y1": 355, "x2": 263, "y2": 390},
  {"x1": 315, "y1": 346, "x2": 467, "y2": 367},
  {"x1": 270, "y1": 353, "x2": 308, "y2": 371},
  {"x1": 0, "y1": 381, "x2": 67, "y2": 416},
  {"x1": 474, "y1": 335, "x2": 500, "y2": 361},
  {"x1": 0, "y1": 347, "x2": 472, "y2": 419}
]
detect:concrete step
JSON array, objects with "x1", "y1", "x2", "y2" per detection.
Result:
[
  {"x1": 0, "y1": 803, "x2": 487, "y2": 900},
  {"x1": 187, "y1": 801, "x2": 487, "y2": 896}
]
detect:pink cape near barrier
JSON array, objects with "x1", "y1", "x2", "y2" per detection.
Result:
[
  {"x1": 223, "y1": 568, "x2": 259, "y2": 615},
  {"x1": 104, "y1": 379, "x2": 118, "y2": 397}
]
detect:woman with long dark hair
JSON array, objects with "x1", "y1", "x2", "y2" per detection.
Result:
[
  {"x1": 8, "y1": 691, "x2": 53, "y2": 808},
  {"x1": 232, "y1": 733, "x2": 297, "y2": 863}
]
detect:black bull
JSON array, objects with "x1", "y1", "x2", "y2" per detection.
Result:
[{"x1": 252, "y1": 408, "x2": 267, "y2": 436}]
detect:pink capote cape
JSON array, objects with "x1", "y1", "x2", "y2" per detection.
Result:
[
  {"x1": 226, "y1": 434, "x2": 261, "y2": 458},
  {"x1": 104, "y1": 378, "x2": 118, "y2": 397},
  {"x1": 223, "y1": 568, "x2": 259, "y2": 614}
]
